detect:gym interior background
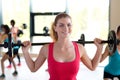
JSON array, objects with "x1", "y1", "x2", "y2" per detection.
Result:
[{"x1": 0, "y1": 0, "x2": 120, "y2": 80}]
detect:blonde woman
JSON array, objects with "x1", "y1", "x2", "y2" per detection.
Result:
[{"x1": 22, "y1": 13, "x2": 103, "y2": 80}]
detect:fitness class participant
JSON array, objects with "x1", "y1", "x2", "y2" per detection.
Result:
[
  {"x1": 0, "y1": 25, "x2": 18, "y2": 79},
  {"x1": 7, "y1": 19, "x2": 21, "y2": 68},
  {"x1": 22, "y1": 13, "x2": 103, "y2": 80},
  {"x1": 100, "y1": 26, "x2": 120, "y2": 80}
]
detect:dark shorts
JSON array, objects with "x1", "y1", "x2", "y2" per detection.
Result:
[
  {"x1": 6, "y1": 48, "x2": 19, "y2": 57},
  {"x1": 6, "y1": 51, "x2": 11, "y2": 57},
  {"x1": 13, "y1": 48, "x2": 19, "y2": 55},
  {"x1": 104, "y1": 71, "x2": 120, "y2": 79}
]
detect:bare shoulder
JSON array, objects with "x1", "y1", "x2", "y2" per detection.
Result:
[
  {"x1": 40, "y1": 44, "x2": 49, "y2": 53},
  {"x1": 39, "y1": 43, "x2": 50, "y2": 58},
  {"x1": 76, "y1": 43, "x2": 85, "y2": 57},
  {"x1": 1, "y1": 34, "x2": 8, "y2": 40},
  {"x1": 2, "y1": 34, "x2": 8, "y2": 37},
  {"x1": 76, "y1": 43, "x2": 83, "y2": 48}
]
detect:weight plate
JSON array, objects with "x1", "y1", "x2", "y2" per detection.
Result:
[{"x1": 108, "y1": 30, "x2": 117, "y2": 54}]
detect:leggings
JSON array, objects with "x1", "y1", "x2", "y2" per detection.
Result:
[{"x1": 8, "y1": 48, "x2": 20, "y2": 65}]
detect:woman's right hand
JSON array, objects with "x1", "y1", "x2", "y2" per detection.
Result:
[{"x1": 22, "y1": 41, "x2": 31, "y2": 53}]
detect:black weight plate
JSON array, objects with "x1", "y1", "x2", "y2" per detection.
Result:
[
  {"x1": 80, "y1": 34, "x2": 85, "y2": 46},
  {"x1": 108, "y1": 30, "x2": 117, "y2": 54}
]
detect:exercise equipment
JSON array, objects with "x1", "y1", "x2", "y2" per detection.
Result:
[
  {"x1": 108, "y1": 30, "x2": 117, "y2": 53},
  {"x1": 78, "y1": 30, "x2": 116, "y2": 53},
  {"x1": 22, "y1": 23, "x2": 27, "y2": 29},
  {"x1": 0, "y1": 42, "x2": 8, "y2": 48},
  {"x1": 8, "y1": 33, "x2": 12, "y2": 57},
  {"x1": 0, "y1": 30, "x2": 118, "y2": 54},
  {"x1": 43, "y1": 26, "x2": 49, "y2": 36},
  {"x1": 17, "y1": 29, "x2": 23, "y2": 37},
  {"x1": 78, "y1": 34, "x2": 85, "y2": 46},
  {"x1": 13, "y1": 30, "x2": 117, "y2": 53}
]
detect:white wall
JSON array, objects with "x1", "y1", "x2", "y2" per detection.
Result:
[{"x1": 110, "y1": 0, "x2": 120, "y2": 31}]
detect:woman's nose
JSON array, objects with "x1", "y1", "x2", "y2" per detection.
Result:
[{"x1": 63, "y1": 25, "x2": 68, "y2": 31}]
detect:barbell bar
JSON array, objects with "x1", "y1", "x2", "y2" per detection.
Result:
[
  {"x1": 13, "y1": 30, "x2": 117, "y2": 53},
  {"x1": 78, "y1": 30, "x2": 117, "y2": 53},
  {"x1": 13, "y1": 42, "x2": 50, "y2": 46},
  {"x1": 0, "y1": 30, "x2": 118, "y2": 54},
  {"x1": 78, "y1": 34, "x2": 112, "y2": 45}
]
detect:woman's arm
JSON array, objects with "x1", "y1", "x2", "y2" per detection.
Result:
[
  {"x1": 0, "y1": 34, "x2": 7, "y2": 44},
  {"x1": 22, "y1": 41, "x2": 48, "y2": 72},
  {"x1": 80, "y1": 38, "x2": 103, "y2": 71},
  {"x1": 100, "y1": 46, "x2": 109, "y2": 62}
]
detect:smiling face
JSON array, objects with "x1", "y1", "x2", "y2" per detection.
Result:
[
  {"x1": 54, "y1": 17, "x2": 72, "y2": 39},
  {"x1": 50, "y1": 13, "x2": 72, "y2": 42}
]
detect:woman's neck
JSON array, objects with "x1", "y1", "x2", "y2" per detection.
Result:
[
  {"x1": 55, "y1": 38, "x2": 72, "y2": 49},
  {"x1": 117, "y1": 45, "x2": 120, "y2": 49}
]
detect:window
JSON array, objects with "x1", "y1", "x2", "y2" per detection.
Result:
[
  {"x1": 30, "y1": 0, "x2": 67, "y2": 36},
  {"x1": 30, "y1": 13, "x2": 61, "y2": 36}
]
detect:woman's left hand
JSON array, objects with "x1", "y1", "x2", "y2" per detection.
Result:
[{"x1": 94, "y1": 38, "x2": 103, "y2": 51}]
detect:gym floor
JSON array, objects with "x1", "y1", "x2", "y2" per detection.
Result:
[{"x1": 0, "y1": 57, "x2": 104, "y2": 80}]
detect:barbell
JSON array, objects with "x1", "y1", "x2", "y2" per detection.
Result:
[
  {"x1": 13, "y1": 30, "x2": 117, "y2": 53},
  {"x1": 78, "y1": 30, "x2": 117, "y2": 53},
  {"x1": 0, "y1": 30, "x2": 118, "y2": 55},
  {"x1": 0, "y1": 42, "x2": 8, "y2": 48}
]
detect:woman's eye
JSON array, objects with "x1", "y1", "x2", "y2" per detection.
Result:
[
  {"x1": 58, "y1": 23, "x2": 72, "y2": 27},
  {"x1": 59, "y1": 24, "x2": 64, "y2": 27},
  {"x1": 67, "y1": 24, "x2": 72, "y2": 27}
]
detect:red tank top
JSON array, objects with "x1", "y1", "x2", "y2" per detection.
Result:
[{"x1": 48, "y1": 42, "x2": 80, "y2": 80}]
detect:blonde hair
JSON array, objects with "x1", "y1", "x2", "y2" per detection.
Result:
[{"x1": 50, "y1": 13, "x2": 71, "y2": 42}]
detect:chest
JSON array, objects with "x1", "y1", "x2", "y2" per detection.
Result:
[
  {"x1": 48, "y1": 43, "x2": 80, "y2": 78},
  {"x1": 53, "y1": 47, "x2": 76, "y2": 62},
  {"x1": 11, "y1": 27, "x2": 18, "y2": 33}
]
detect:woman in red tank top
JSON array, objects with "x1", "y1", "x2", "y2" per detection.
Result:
[{"x1": 22, "y1": 13, "x2": 103, "y2": 80}]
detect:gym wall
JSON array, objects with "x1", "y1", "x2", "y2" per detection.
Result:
[{"x1": 110, "y1": 0, "x2": 120, "y2": 31}]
